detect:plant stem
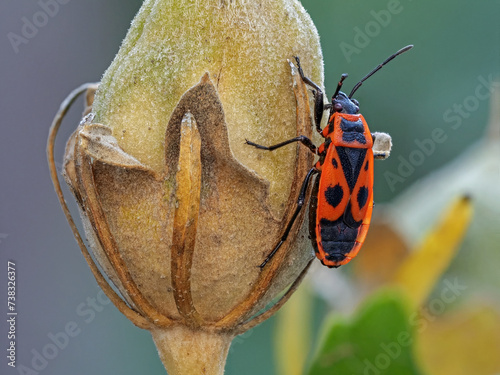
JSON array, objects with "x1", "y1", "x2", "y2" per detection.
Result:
[{"x1": 151, "y1": 326, "x2": 233, "y2": 375}]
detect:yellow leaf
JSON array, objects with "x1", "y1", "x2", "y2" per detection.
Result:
[
  {"x1": 417, "y1": 304, "x2": 500, "y2": 375},
  {"x1": 275, "y1": 283, "x2": 313, "y2": 375},
  {"x1": 353, "y1": 218, "x2": 410, "y2": 291},
  {"x1": 392, "y1": 195, "x2": 473, "y2": 306}
]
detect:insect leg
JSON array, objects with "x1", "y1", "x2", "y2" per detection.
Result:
[
  {"x1": 259, "y1": 167, "x2": 319, "y2": 269},
  {"x1": 245, "y1": 135, "x2": 317, "y2": 154},
  {"x1": 294, "y1": 56, "x2": 325, "y2": 134}
]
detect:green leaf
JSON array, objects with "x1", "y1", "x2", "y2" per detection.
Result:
[{"x1": 308, "y1": 290, "x2": 424, "y2": 375}]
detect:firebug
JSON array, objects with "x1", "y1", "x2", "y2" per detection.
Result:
[{"x1": 246, "y1": 45, "x2": 413, "y2": 268}]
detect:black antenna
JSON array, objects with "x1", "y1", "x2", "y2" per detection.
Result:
[
  {"x1": 348, "y1": 45, "x2": 413, "y2": 98},
  {"x1": 333, "y1": 73, "x2": 349, "y2": 98}
]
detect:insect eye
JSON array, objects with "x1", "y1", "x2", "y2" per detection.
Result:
[{"x1": 333, "y1": 102, "x2": 343, "y2": 112}]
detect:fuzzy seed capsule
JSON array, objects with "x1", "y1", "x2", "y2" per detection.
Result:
[{"x1": 49, "y1": 1, "x2": 325, "y2": 374}]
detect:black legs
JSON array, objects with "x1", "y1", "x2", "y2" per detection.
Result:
[{"x1": 259, "y1": 168, "x2": 318, "y2": 268}]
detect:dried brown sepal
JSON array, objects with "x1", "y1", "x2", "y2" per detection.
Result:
[
  {"x1": 47, "y1": 84, "x2": 152, "y2": 330},
  {"x1": 171, "y1": 112, "x2": 203, "y2": 326}
]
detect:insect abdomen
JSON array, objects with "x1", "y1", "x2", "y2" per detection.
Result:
[
  {"x1": 318, "y1": 217, "x2": 360, "y2": 265},
  {"x1": 309, "y1": 176, "x2": 361, "y2": 268}
]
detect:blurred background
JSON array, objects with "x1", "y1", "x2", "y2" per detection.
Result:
[{"x1": 0, "y1": 1, "x2": 498, "y2": 374}]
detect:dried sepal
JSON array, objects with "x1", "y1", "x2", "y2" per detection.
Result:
[
  {"x1": 171, "y1": 112, "x2": 203, "y2": 326},
  {"x1": 48, "y1": 84, "x2": 152, "y2": 330}
]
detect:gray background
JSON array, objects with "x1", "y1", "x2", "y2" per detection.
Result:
[{"x1": 1, "y1": 1, "x2": 498, "y2": 374}]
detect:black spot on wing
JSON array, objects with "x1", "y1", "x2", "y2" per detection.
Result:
[
  {"x1": 332, "y1": 158, "x2": 338, "y2": 168},
  {"x1": 336, "y1": 147, "x2": 367, "y2": 191},
  {"x1": 342, "y1": 201, "x2": 363, "y2": 228},
  {"x1": 357, "y1": 186, "x2": 369, "y2": 210},
  {"x1": 317, "y1": 138, "x2": 331, "y2": 167},
  {"x1": 328, "y1": 119, "x2": 334, "y2": 134},
  {"x1": 364, "y1": 160, "x2": 369, "y2": 171},
  {"x1": 344, "y1": 147, "x2": 362, "y2": 168},
  {"x1": 324, "y1": 137, "x2": 332, "y2": 150},
  {"x1": 336, "y1": 147, "x2": 353, "y2": 189},
  {"x1": 325, "y1": 184, "x2": 343, "y2": 208}
]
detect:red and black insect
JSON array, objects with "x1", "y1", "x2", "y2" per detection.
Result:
[{"x1": 247, "y1": 45, "x2": 413, "y2": 268}]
